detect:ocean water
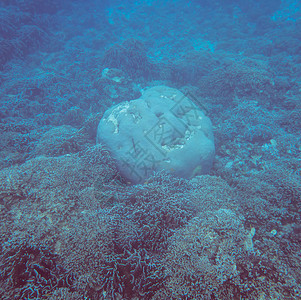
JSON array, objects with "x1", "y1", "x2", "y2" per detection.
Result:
[{"x1": 0, "y1": 0, "x2": 300, "y2": 299}]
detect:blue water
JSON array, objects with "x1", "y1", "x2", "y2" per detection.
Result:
[{"x1": 0, "y1": 0, "x2": 300, "y2": 299}]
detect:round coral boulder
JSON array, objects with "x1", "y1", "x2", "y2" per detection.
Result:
[{"x1": 97, "y1": 86, "x2": 215, "y2": 184}]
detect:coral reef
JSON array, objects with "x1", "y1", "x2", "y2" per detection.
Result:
[{"x1": 0, "y1": 0, "x2": 300, "y2": 299}]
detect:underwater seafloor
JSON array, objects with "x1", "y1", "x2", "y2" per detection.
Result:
[{"x1": 0, "y1": 0, "x2": 300, "y2": 299}]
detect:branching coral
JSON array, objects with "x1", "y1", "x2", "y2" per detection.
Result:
[
  {"x1": 102, "y1": 38, "x2": 155, "y2": 79},
  {"x1": 0, "y1": 240, "x2": 74, "y2": 299}
]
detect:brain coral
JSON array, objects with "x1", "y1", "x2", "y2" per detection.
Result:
[{"x1": 97, "y1": 86, "x2": 215, "y2": 183}]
